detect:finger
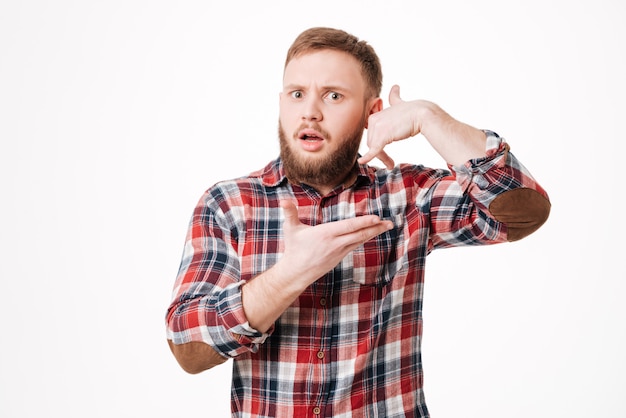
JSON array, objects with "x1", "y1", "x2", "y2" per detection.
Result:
[
  {"x1": 331, "y1": 215, "x2": 393, "y2": 237},
  {"x1": 388, "y1": 84, "x2": 402, "y2": 106},
  {"x1": 335, "y1": 218, "x2": 394, "y2": 249},
  {"x1": 357, "y1": 147, "x2": 395, "y2": 169},
  {"x1": 280, "y1": 201, "x2": 300, "y2": 227},
  {"x1": 376, "y1": 150, "x2": 395, "y2": 170},
  {"x1": 357, "y1": 149, "x2": 379, "y2": 166},
  {"x1": 359, "y1": 116, "x2": 385, "y2": 166}
]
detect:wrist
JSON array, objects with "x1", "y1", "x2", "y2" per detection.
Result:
[{"x1": 414, "y1": 100, "x2": 446, "y2": 138}]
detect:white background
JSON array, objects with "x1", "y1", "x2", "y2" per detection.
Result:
[{"x1": 1, "y1": 1, "x2": 624, "y2": 417}]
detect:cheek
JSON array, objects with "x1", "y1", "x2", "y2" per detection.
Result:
[
  {"x1": 278, "y1": 109, "x2": 295, "y2": 131},
  {"x1": 279, "y1": 102, "x2": 299, "y2": 122},
  {"x1": 333, "y1": 108, "x2": 365, "y2": 130}
]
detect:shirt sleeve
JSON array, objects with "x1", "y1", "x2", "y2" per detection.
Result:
[
  {"x1": 165, "y1": 189, "x2": 271, "y2": 358},
  {"x1": 425, "y1": 130, "x2": 550, "y2": 248}
]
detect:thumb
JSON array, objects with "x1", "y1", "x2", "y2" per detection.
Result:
[
  {"x1": 280, "y1": 201, "x2": 300, "y2": 227},
  {"x1": 388, "y1": 84, "x2": 402, "y2": 106}
]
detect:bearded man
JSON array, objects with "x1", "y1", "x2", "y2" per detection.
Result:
[{"x1": 166, "y1": 27, "x2": 551, "y2": 417}]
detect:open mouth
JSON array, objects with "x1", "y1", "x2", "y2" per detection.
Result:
[
  {"x1": 298, "y1": 128, "x2": 325, "y2": 142},
  {"x1": 297, "y1": 128, "x2": 326, "y2": 151}
]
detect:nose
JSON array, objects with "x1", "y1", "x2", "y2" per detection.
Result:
[{"x1": 302, "y1": 96, "x2": 323, "y2": 122}]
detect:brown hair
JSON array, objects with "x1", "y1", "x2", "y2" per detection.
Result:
[{"x1": 284, "y1": 27, "x2": 383, "y2": 99}]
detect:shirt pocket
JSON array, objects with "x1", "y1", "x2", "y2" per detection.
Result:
[{"x1": 350, "y1": 214, "x2": 405, "y2": 287}]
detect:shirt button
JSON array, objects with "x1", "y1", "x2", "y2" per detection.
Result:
[
  {"x1": 316, "y1": 351, "x2": 325, "y2": 360},
  {"x1": 313, "y1": 406, "x2": 321, "y2": 415},
  {"x1": 319, "y1": 298, "x2": 326, "y2": 306}
]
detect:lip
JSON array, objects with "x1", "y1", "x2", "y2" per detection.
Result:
[
  {"x1": 297, "y1": 128, "x2": 325, "y2": 141},
  {"x1": 296, "y1": 128, "x2": 325, "y2": 152}
]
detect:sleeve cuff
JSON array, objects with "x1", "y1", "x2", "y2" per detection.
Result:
[
  {"x1": 450, "y1": 130, "x2": 508, "y2": 191},
  {"x1": 210, "y1": 281, "x2": 272, "y2": 357}
]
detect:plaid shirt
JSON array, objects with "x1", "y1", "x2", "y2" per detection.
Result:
[{"x1": 166, "y1": 132, "x2": 548, "y2": 417}]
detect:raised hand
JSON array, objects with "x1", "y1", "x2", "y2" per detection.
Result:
[
  {"x1": 358, "y1": 84, "x2": 488, "y2": 168},
  {"x1": 358, "y1": 84, "x2": 424, "y2": 169}
]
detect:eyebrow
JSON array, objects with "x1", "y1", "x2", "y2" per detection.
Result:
[{"x1": 283, "y1": 83, "x2": 351, "y2": 92}]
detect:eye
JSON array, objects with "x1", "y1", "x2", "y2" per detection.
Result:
[
  {"x1": 328, "y1": 92, "x2": 343, "y2": 101},
  {"x1": 291, "y1": 91, "x2": 303, "y2": 99}
]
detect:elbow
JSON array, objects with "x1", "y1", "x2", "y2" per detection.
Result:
[
  {"x1": 488, "y1": 188, "x2": 551, "y2": 242},
  {"x1": 167, "y1": 339, "x2": 228, "y2": 374},
  {"x1": 178, "y1": 362, "x2": 205, "y2": 375},
  {"x1": 176, "y1": 357, "x2": 207, "y2": 375}
]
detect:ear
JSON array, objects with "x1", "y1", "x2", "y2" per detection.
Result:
[{"x1": 365, "y1": 97, "x2": 383, "y2": 129}]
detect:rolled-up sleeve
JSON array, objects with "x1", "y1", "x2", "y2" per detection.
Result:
[
  {"x1": 165, "y1": 191, "x2": 271, "y2": 358},
  {"x1": 427, "y1": 130, "x2": 550, "y2": 247}
]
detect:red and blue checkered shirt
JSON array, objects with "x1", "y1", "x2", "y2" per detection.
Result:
[{"x1": 166, "y1": 132, "x2": 548, "y2": 417}]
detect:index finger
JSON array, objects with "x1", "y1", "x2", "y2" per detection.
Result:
[
  {"x1": 333, "y1": 216, "x2": 395, "y2": 251},
  {"x1": 327, "y1": 215, "x2": 393, "y2": 237}
]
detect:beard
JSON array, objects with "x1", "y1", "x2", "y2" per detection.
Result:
[{"x1": 278, "y1": 117, "x2": 367, "y2": 189}]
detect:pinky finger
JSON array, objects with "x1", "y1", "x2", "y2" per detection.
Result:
[{"x1": 376, "y1": 150, "x2": 395, "y2": 169}]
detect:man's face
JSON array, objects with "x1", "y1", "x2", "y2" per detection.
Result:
[{"x1": 279, "y1": 49, "x2": 379, "y2": 189}]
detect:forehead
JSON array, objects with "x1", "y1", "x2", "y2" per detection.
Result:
[{"x1": 283, "y1": 50, "x2": 366, "y2": 91}]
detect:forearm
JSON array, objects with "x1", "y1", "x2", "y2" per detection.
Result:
[
  {"x1": 168, "y1": 256, "x2": 344, "y2": 373},
  {"x1": 417, "y1": 102, "x2": 487, "y2": 166},
  {"x1": 241, "y1": 260, "x2": 318, "y2": 333}
]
